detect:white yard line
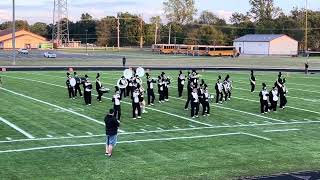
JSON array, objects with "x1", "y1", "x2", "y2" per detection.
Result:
[
  {"x1": 1, "y1": 132, "x2": 272, "y2": 154},
  {"x1": 241, "y1": 132, "x2": 272, "y2": 141},
  {"x1": 263, "y1": 129, "x2": 300, "y2": 133},
  {"x1": 0, "y1": 87, "x2": 125, "y2": 133},
  {"x1": 5, "y1": 75, "x2": 214, "y2": 128},
  {"x1": 0, "y1": 117, "x2": 35, "y2": 139},
  {"x1": 1, "y1": 120, "x2": 319, "y2": 144}
]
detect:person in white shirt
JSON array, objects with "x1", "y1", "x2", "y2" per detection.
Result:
[
  {"x1": 270, "y1": 84, "x2": 279, "y2": 112},
  {"x1": 138, "y1": 84, "x2": 148, "y2": 114},
  {"x1": 202, "y1": 84, "x2": 210, "y2": 116},
  {"x1": 112, "y1": 87, "x2": 122, "y2": 121},
  {"x1": 191, "y1": 88, "x2": 200, "y2": 118},
  {"x1": 259, "y1": 83, "x2": 269, "y2": 114},
  {"x1": 132, "y1": 88, "x2": 141, "y2": 119}
]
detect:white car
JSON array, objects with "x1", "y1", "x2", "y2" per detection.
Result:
[
  {"x1": 44, "y1": 52, "x2": 57, "y2": 58},
  {"x1": 18, "y1": 48, "x2": 29, "y2": 54}
]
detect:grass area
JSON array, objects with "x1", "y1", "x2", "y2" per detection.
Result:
[
  {"x1": 1, "y1": 49, "x2": 320, "y2": 68},
  {"x1": 0, "y1": 70, "x2": 320, "y2": 179}
]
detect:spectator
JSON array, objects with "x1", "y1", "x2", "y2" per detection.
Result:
[
  {"x1": 122, "y1": 57, "x2": 126, "y2": 67},
  {"x1": 104, "y1": 109, "x2": 120, "y2": 157}
]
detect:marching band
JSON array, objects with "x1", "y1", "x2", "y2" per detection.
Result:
[{"x1": 64, "y1": 69, "x2": 289, "y2": 120}]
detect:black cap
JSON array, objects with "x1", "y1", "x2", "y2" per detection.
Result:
[{"x1": 109, "y1": 109, "x2": 114, "y2": 114}]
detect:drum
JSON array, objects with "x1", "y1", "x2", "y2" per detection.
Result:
[{"x1": 70, "y1": 78, "x2": 76, "y2": 87}]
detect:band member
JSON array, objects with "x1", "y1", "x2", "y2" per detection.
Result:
[
  {"x1": 126, "y1": 77, "x2": 133, "y2": 97},
  {"x1": 119, "y1": 76, "x2": 127, "y2": 98},
  {"x1": 223, "y1": 75, "x2": 232, "y2": 101},
  {"x1": 112, "y1": 87, "x2": 121, "y2": 121},
  {"x1": 198, "y1": 83, "x2": 204, "y2": 113},
  {"x1": 96, "y1": 73, "x2": 104, "y2": 102},
  {"x1": 177, "y1": 70, "x2": 185, "y2": 97},
  {"x1": 184, "y1": 82, "x2": 194, "y2": 110},
  {"x1": 132, "y1": 88, "x2": 141, "y2": 119},
  {"x1": 131, "y1": 77, "x2": 139, "y2": 97},
  {"x1": 138, "y1": 84, "x2": 147, "y2": 114},
  {"x1": 0, "y1": 76, "x2": 2, "y2": 85},
  {"x1": 158, "y1": 76, "x2": 165, "y2": 103},
  {"x1": 122, "y1": 56, "x2": 126, "y2": 67},
  {"x1": 161, "y1": 72, "x2": 170, "y2": 102},
  {"x1": 66, "y1": 73, "x2": 75, "y2": 99},
  {"x1": 146, "y1": 73, "x2": 156, "y2": 106},
  {"x1": 249, "y1": 70, "x2": 256, "y2": 93},
  {"x1": 215, "y1": 76, "x2": 223, "y2": 104},
  {"x1": 269, "y1": 83, "x2": 279, "y2": 112},
  {"x1": 83, "y1": 75, "x2": 92, "y2": 105},
  {"x1": 202, "y1": 84, "x2": 210, "y2": 116},
  {"x1": 259, "y1": 83, "x2": 269, "y2": 114},
  {"x1": 73, "y1": 72, "x2": 82, "y2": 97},
  {"x1": 191, "y1": 88, "x2": 200, "y2": 118},
  {"x1": 305, "y1": 61, "x2": 309, "y2": 74},
  {"x1": 279, "y1": 78, "x2": 288, "y2": 109}
]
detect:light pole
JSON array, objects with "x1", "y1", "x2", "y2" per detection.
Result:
[
  {"x1": 305, "y1": 0, "x2": 308, "y2": 52},
  {"x1": 12, "y1": 0, "x2": 16, "y2": 65},
  {"x1": 85, "y1": 29, "x2": 88, "y2": 55}
]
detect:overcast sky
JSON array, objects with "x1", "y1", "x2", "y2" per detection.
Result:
[{"x1": 0, "y1": 0, "x2": 319, "y2": 24}]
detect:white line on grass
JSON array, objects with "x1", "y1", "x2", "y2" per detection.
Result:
[
  {"x1": 0, "y1": 117, "x2": 35, "y2": 139},
  {"x1": 5, "y1": 75, "x2": 213, "y2": 127},
  {"x1": 0, "y1": 87, "x2": 126, "y2": 133},
  {"x1": 241, "y1": 132, "x2": 271, "y2": 141},
  {"x1": 0, "y1": 132, "x2": 272, "y2": 154},
  {"x1": 6, "y1": 137, "x2": 12, "y2": 141},
  {"x1": 67, "y1": 133, "x2": 74, "y2": 137},
  {"x1": 86, "y1": 132, "x2": 93, "y2": 135},
  {"x1": 263, "y1": 129, "x2": 300, "y2": 133},
  {"x1": 1, "y1": 120, "x2": 319, "y2": 144},
  {"x1": 46, "y1": 135, "x2": 53, "y2": 138}
]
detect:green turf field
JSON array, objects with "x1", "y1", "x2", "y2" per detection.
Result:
[{"x1": 0, "y1": 70, "x2": 319, "y2": 179}]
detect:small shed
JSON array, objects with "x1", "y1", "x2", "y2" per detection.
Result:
[{"x1": 233, "y1": 34, "x2": 298, "y2": 56}]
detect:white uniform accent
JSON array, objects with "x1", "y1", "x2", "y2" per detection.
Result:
[{"x1": 113, "y1": 94, "x2": 121, "y2": 105}]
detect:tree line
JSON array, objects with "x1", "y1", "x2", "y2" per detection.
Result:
[{"x1": 0, "y1": 0, "x2": 319, "y2": 50}]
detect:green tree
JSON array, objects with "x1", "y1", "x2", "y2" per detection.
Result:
[
  {"x1": 30, "y1": 22, "x2": 48, "y2": 37},
  {"x1": 163, "y1": 0, "x2": 197, "y2": 24},
  {"x1": 96, "y1": 17, "x2": 117, "y2": 47},
  {"x1": 0, "y1": 20, "x2": 30, "y2": 30},
  {"x1": 185, "y1": 25, "x2": 225, "y2": 45},
  {"x1": 198, "y1": 10, "x2": 226, "y2": 25},
  {"x1": 249, "y1": 0, "x2": 282, "y2": 21}
]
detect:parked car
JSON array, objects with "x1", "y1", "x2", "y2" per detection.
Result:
[
  {"x1": 18, "y1": 48, "x2": 29, "y2": 54},
  {"x1": 44, "y1": 52, "x2": 57, "y2": 58}
]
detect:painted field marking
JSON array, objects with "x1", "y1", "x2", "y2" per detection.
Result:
[
  {"x1": 0, "y1": 87, "x2": 123, "y2": 134},
  {"x1": 157, "y1": 127, "x2": 164, "y2": 130},
  {"x1": 67, "y1": 133, "x2": 74, "y2": 137},
  {"x1": 236, "y1": 122, "x2": 244, "y2": 125},
  {"x1": 241, "y1": 132, "x2": 271, "y2": 141},
  {"x1": 173, "y1": 126, "x2": 179, "y2": 129},
  {"x1": 140, "y1": 129, "x2": 147, "y2": 132},
  {"x1": 0, "y1": 117, "x2": 35, "y2": 139},
  {"x1": 6, "y1": 137, "x2": 12, "y2": 141},
  {"x1": 188, "y1": 125, "x2": 195, "y2": 128},
  {"x1": 0, "y1": 132, "x2": 273, "y2": 154},
  {"x1": 263, "y1": 129, "x2": 300, "y2": 133},
  {"x1": 46, "y1": 135, "x2": 53, "y2": 138},
  {"x1": 1, "y1": 120, "x2": 318, "y2": 144},
  {"x1": 5, "y1": 75, "x2": 213, "y2": 128},
  {"x1": 86, "y1": 132, "x2": 93, "y2": 135},
  {"x1": 222, "y1": 123, "x2": 230, "y2": 126}
]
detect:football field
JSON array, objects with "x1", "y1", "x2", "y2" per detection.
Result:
[{"x1": 0, "y1": 70, "x2": 320, "y2": 179}]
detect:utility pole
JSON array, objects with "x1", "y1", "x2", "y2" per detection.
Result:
[
  {"x1": 117, "y1": 17, "x2": 120, "y2": 50},
  {"x1": 154, "y1": 23, "x2": 158, "y2": 45},
  {"x1": 85, "y1": 29, "x2": 88, "y2": 55},
  {"x1": 305, "y1": 0, "x2": 308, "y2": 52},
  {"x1": 12, "y1": 0, "x2": 16, "y2": 65},
  {"x1": 168, "y1": 24, "x2": 171, "y2": 44},
  {"x1": 140, "y1": 16, "x2": 143, "y2": 49}
]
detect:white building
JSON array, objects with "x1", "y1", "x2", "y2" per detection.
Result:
[{"x1": 233, "y1": 34, "x2": 298, "y2": 56}]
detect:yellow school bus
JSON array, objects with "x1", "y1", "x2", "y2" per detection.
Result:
[
  {"x1": 191, "y1": 45, "x2": 208, "y2": 56},
  {"x1": 207, "y1": 46, "x2": 239, "y2": 57},
  {"x1": 152, "y1": 44, "x2": 176, "y2": 54}
]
